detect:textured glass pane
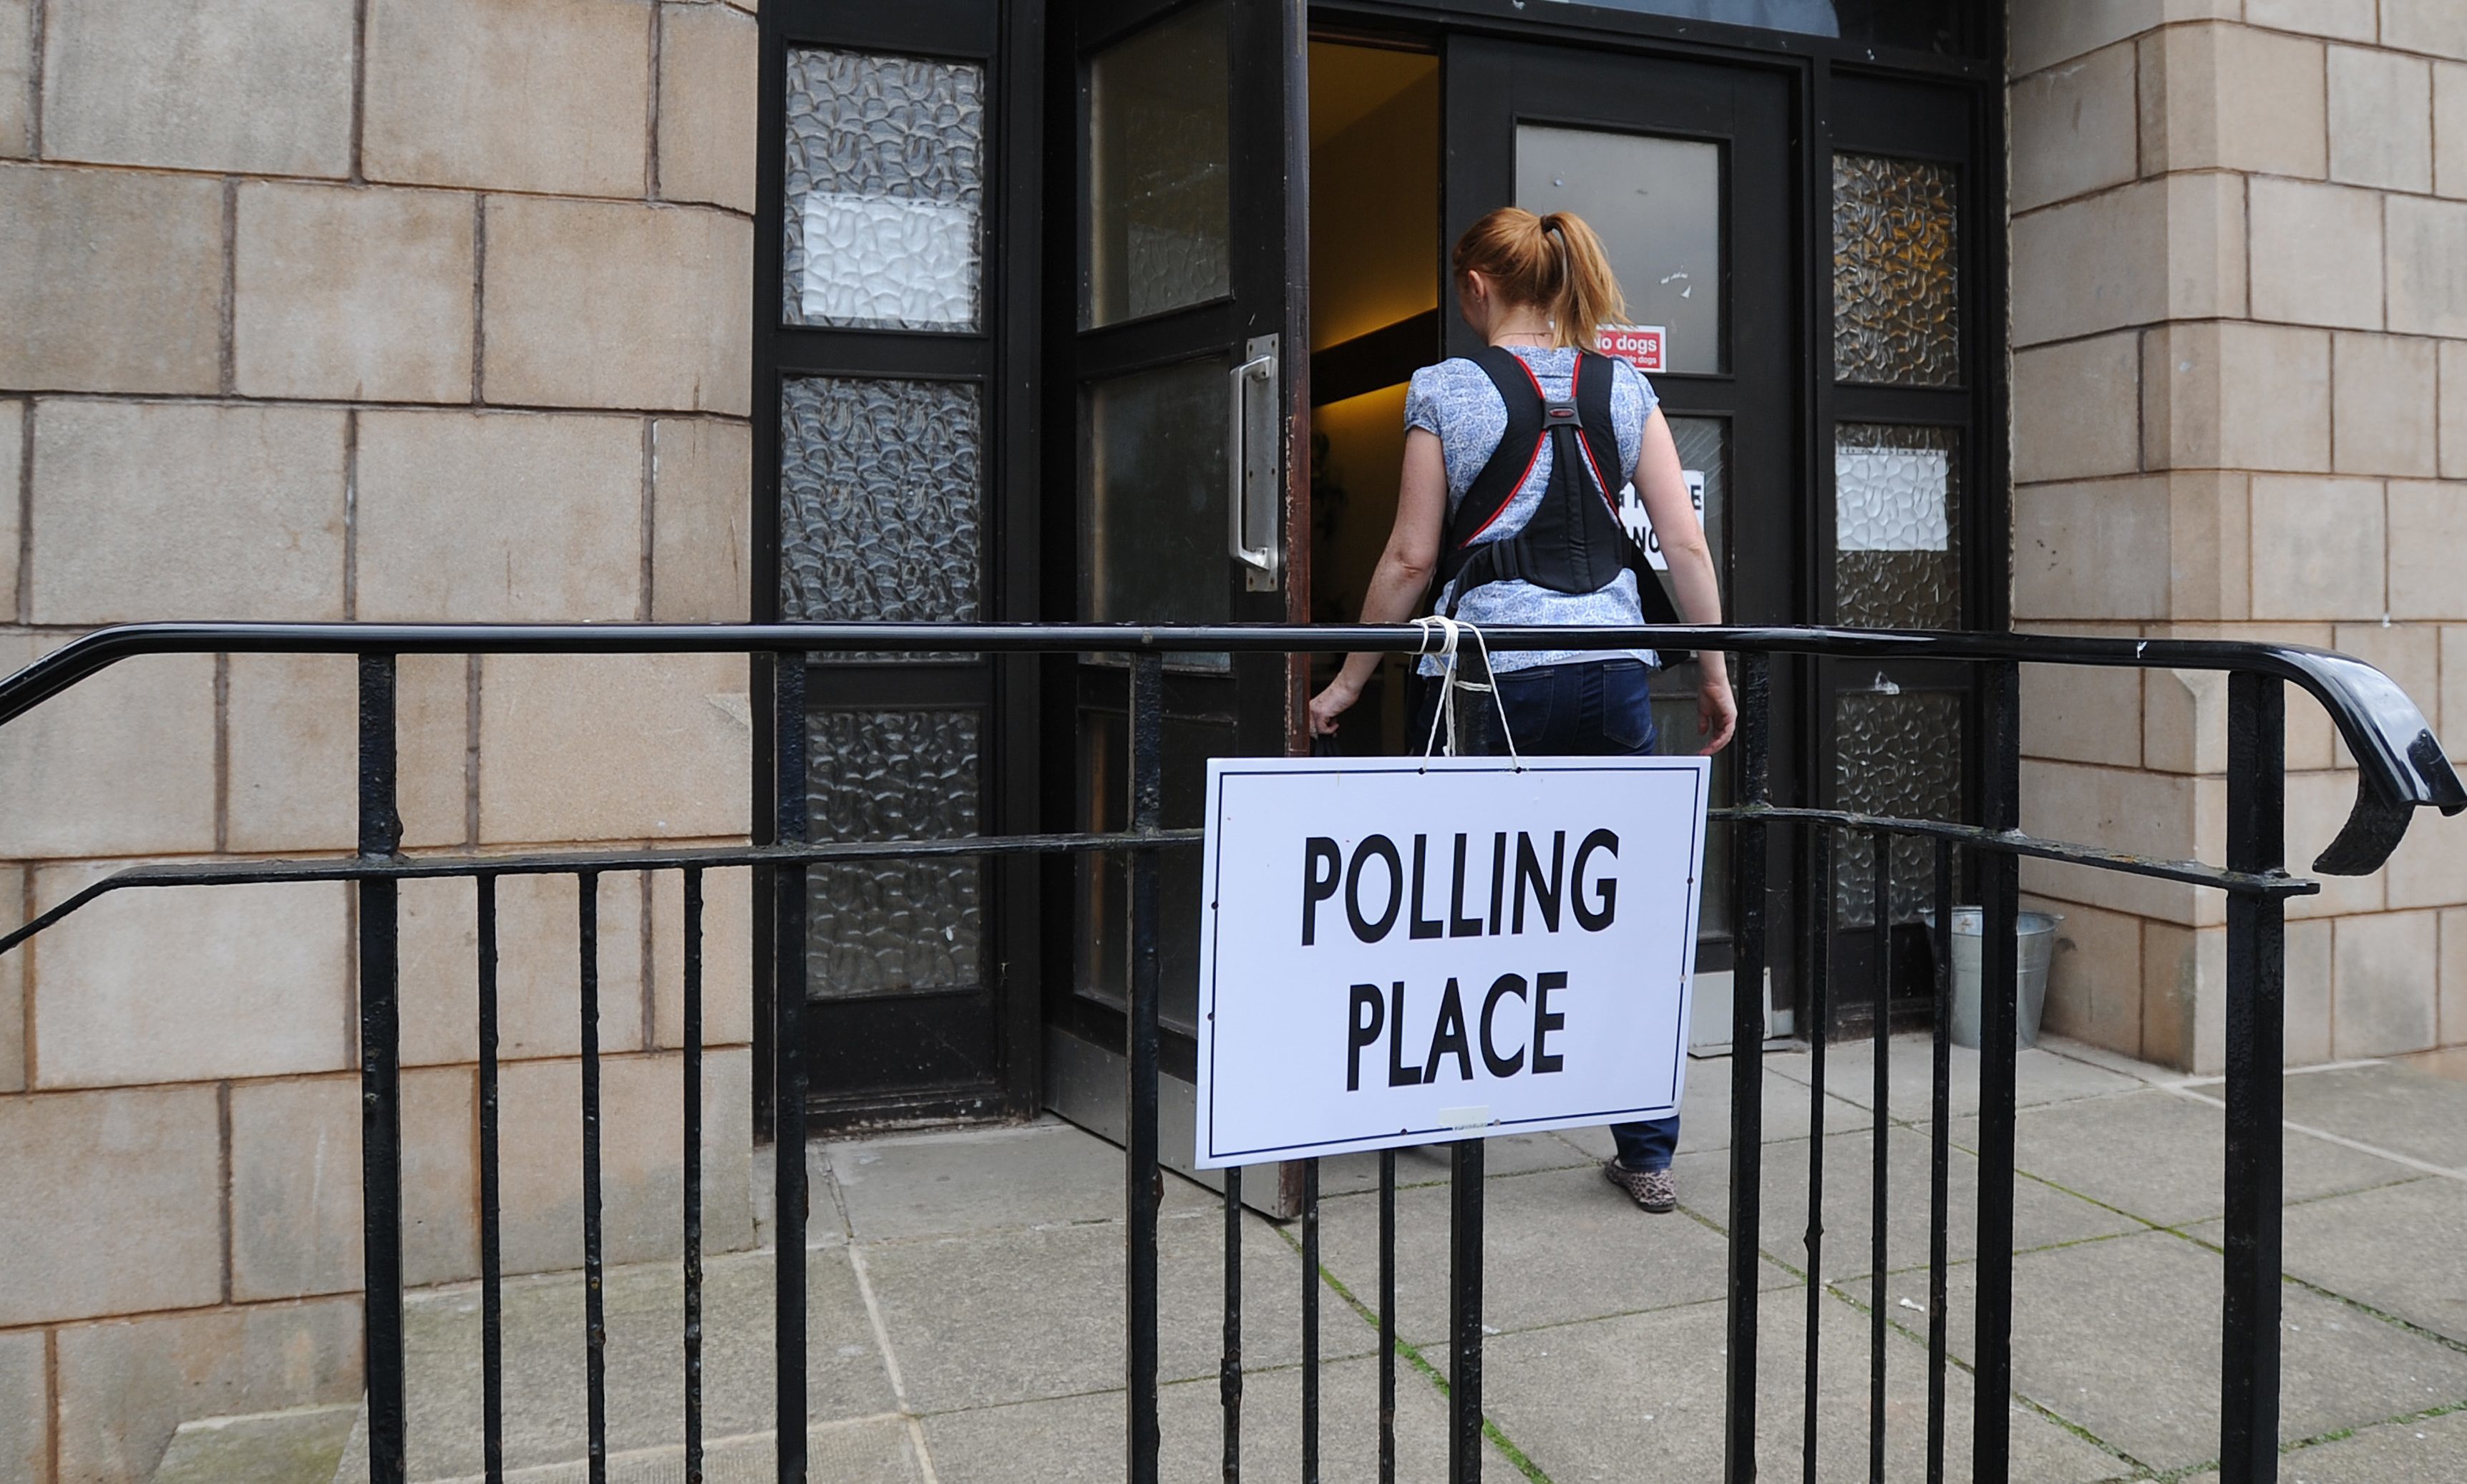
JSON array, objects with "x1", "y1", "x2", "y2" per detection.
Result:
[
  {"x1": 784, "y1": 49, "x2": 985, "y2": 331},
  {"x1": 1087, "y1": 0, "x2": 1231, "y2": 326},
  {"x1": 1076, "y1": 708, "x2": 1229, "y2": 1034},
  {"x1": 1084, "y1": 356, "x2": 1231, "y2": 628},
  {"x1": 1834, "y1": 424, "x2": 1960, "y2": 630},
  {"x1": 1834, "y1": 690, "x2": 1962, "y2": 927},
  {"x1": 779, "y1": 377, "x2": 981, "y2": 646},
  {"x1": 1833, "y1": 154, "x2": 1960, "y2": 388},
  {"x1": 1518, "y1": 127, "x2": 1723, "y2": 375},
  {"x1": 805, "y1": 709, "x2": 981, "y2": 998}
]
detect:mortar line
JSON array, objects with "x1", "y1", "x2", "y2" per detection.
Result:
[
  {"x1": 844, "y1": 1241, "x2": 942, "y2": 1484},
  {"x1": 2159, "y1": 1080, "x2": 2467, "y2": 1181},
  {"x1": 646, "y1": 0, "x2": 664, "y2": 201},
  {"x1": 342, "y1": 408, "x2": 359, "y2": 620},
  {"x1": 212, "y1": 654, "x2": 231, "y2": 854},
  {"x1": 26, "y1": 0, "x2": 44, "y2": 158},
  {"x1": 470, "y1": 196, "x2": 488, "y2": 406},
  {"x1": 43, "y1": 1326, "x2": 57, "y2": 1483},
  {"x1": 639, "y1": 419, "x2": 657, "y2": 623},
  {"x1": 217, "y1": 1080, "x2": 234, "y2": 1303},
  {"x1": 218, "y1": 179, "x2": 240, "y2": 395},
  {"x1": 349, "y1": 0, "x2": 369, "y2": 183},
  {"x1": 463, "y1": 654, "x2": 482, "y2": 846},
  {"x1": 16, "y1": 397, "x2": 33, "y2": 624}
]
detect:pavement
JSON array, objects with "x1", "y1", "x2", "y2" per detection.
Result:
[{"x1": 273, "y1": 1035, "x2": 2467, "y2": 1482}]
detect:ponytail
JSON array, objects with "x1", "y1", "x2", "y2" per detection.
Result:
[
  {"x1": 1451, "y1": 207, "x2": 1630, "y2": 350},
  {"x1": 1538, "y1": 213, "x2": 1627, "y2": 351}
]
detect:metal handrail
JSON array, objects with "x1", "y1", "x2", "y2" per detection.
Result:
[{"x1": 4, "y1": 620, "x2": 2461, "y2": 875}]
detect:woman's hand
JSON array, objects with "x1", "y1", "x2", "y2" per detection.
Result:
[
  {"x1": 1308, "y1": 675, "x2": 1361, "y2": 737},
  {"x1": 1695, "y1": 665, "x2": 1738, "y2": 755}
]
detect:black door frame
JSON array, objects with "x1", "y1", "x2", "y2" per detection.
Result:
[{"x1": 752, "y1": 0, "x2": 1050, "y2": 1131}]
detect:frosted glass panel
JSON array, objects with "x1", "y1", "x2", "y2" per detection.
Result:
[
  {"x1": 1087, "y1": 0, "x2": 1232, "y2": 326},
  {"x1": 1834, "y1": 424, "x2": 1960, "y2": 630},
  {"x1": 805, "y1": 709, "x2": 982, "y2": 998},
  {"x1": 784, "y1": 49, "x2": 984, "y2": 331},
  {"x1": 1833, "y1": 154, "x2": 1960, "y2": 388},
  {"x1": 1517, "y1": 126, "x2": 1722, "y2": 374},
  {"x1": 1083, "y1": 356, "x2": 1231, "y2": 630},
  {"x1": 1834, "y1": 690, "x2": 1961, "y2": 928},
  {"x1": 779, "y1": 377, "x2": 981, "y2": 637}
]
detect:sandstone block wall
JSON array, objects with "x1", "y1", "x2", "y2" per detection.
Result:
[
  {"x1": 0, "y1": 3, "x2": 760, "y2": 1478},
  {"x1": 2010, "y1": 0, "x2": 2467, "y2": 1071}
]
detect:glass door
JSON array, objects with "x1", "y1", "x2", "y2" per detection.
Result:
[
  {"x1": 1046, "y1": 0, "x2": 1306, "y2": 1146},
  {"x1": 1444, "y1": 39, "x2": 1797, "y2": 1015}
]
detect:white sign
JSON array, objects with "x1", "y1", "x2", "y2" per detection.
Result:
[
  {"x1": 1620, "y1": 472, "x2": 1706, "y2": 571},
  {"x1": 1192, "y1": 755, "x2": 1711, "y2": 1168}
]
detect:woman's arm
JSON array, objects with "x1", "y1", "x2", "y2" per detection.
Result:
[
  {"x1": 1306, "y1": 429, "x2": 1450, "y2": 736},
  {"x1": 1633, "y1": 407, "x2": 1737, "y2": 754}
]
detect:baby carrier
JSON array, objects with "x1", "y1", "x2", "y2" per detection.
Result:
[{"x1": 1434, "y1": 345, "x2": 1685, "y2": 628}]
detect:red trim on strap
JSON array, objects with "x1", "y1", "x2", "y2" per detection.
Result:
[
  {"x1": 1569, "y1": 355, "x2": 1625, "y2": 516},
  {"x1": 1459, "y1": 434, "x2": 1547, "y2": 547}
]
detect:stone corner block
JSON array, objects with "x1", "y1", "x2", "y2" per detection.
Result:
[
  {"x1": 658, "y1": 0, "x2": 759, "y2": 214},
  {"x1": 235, "y1": 181, "x2": 477, "y2": 404},
  {"x1": 29, "y1": 399, "x2": 349, "y2": 625},
  {"x1": 53, "y1": 1296, "x2": 362, "y2": 1484},
  {"x1": 363, "y1": 0, "x2": 650, "y2": 195},
  {"x1": 479, "y1": 650, "x2": 751, "y2": 843},
  {"x1": 482, "y1": 197, "x2": 753, "y2": 415},
  {"x1": 33, "y1": 869, "x2": 352, "y2": 1088},
  {"x1": 651, "y1": 418, "x2": 753, "y2": 622},
  {"x1": 42, "y1": 0, "x2": 355, "y2": 176},
  {"x1": 0, "y1": 165, "x2": 223, "y2": 394},
  {"x1": 229, "y1": 1075, "x2": 366, "y2": 1302},
  {"x1": 0, "y1": 1085, "x2": 223, "y2": 1328},
  {"x1": 354, "y1": 409, "x2": 646, "y2": 623}
]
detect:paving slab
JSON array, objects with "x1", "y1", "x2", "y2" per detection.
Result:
[
  {"x1": 920, "y1": 1353, "x2": 1491, "y2": 1483},
  {"x1": 824, "y1": 1119, "x2": 1215, "y2": 1241},
  {"x1": 859, "y1": 1207, "x2": 1367, "y2": 1412},
  {"x1": 2266, "y1": 1063, "x2": 2467, "y2": 1170},
  {"x1": 1552, "y1": 1050, "x2": 1876, "y2": 1168},
  {"x1": 1946, "y1": 1088, "x2": 2420, "y2": 1229},
  {"x1": 1768, "y1": 1035, "x2": 2149, "y2": 1123},
  {"x1": 388, "y1": 1248, "x2": 895, "y2": 1480},
  {"x1": 2186, "y1": 1176, "x2": 2467, "y2": 1347},
  {"x1": 387, "y1": 1417, "x2": 925, "y2": 1484},
  {"x1": 1675, "y1": 1124, "x2": 2139, "y2": 1284},
  {"x1": 1879, "y1": 1229, "x2": 2467, "y2": 1472},
  {"x1": 149, "y1": 1404, "x2": 358, "y2": 1484},
  {"x1": 1310, "y1": 1161, "x2": 1786, "y2": 1350},
  {"x1": 2176, "y1": 1405, "x2": 2467, "y2": 1483},
  {"x1": 1478, "y1": 1289, "x2": 2128, "y2": 1483},
  {"x1": 1314, "y1": 1128, "x2": 1591, "y2": 1197}
]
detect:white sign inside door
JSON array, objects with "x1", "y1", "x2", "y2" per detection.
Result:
[{"x1": 1192, "y1": 755, "x2": 1711, "y2": 1168}]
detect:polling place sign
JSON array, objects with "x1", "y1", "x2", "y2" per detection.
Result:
[{"x1": 1192, "y1": 755, "x2": 1710, "y2": 1168}]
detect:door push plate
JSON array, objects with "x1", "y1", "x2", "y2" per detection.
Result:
[{"x1": 1230, "y1": 333, "x2": 1282, "y2": 592}]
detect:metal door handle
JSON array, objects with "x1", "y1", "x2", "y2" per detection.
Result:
[{"x1": 1228, "y1": 344, "x2": 1278, "y2": 587}]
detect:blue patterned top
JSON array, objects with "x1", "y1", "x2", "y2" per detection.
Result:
[{"x1": 1405, "y1": 347, "x2": 1660, "y2": 673}]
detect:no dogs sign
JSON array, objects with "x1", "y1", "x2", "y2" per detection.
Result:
[{"x1": 1193, "y1": 755, "x2": 1711, "y2": 1168}]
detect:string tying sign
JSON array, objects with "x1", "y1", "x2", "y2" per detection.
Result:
[{"x1": 1193, "y1": 754, "x2": 1711, "y2": 1168}]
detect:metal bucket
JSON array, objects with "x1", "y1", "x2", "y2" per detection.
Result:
[{"x1": 1942, "y1": 907, "x2": 2062, "y2": 1050}]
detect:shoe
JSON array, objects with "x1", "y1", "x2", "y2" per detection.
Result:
[{"x1": 1604, "y1": 1160, "x2": 1677, "y2": 1214}]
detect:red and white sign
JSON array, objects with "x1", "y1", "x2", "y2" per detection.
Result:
[{"x1": 1596, "y1": 323, "x2": 1667, "y2": 374}]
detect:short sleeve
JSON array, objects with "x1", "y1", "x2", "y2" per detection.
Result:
[
  {"x1": 1404, "y1": 363, "x2": 1448, "y2": 436},
  {"x1": 1616, "y1": 357, "x2": 1660, "y2": 419}
]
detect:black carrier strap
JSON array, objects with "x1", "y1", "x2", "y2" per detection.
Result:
[{"x1": 1435, "y1": 346, "x2": 1684, "y2": 628}]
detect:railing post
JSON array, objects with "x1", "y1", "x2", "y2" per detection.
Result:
[
  {"x1": 1971, "y1": 659, "x2": 2022, "y2": 1480},
  {"x1": 356, "y1": 653, "x2": 408, "y2": 1484},
  {"x1": 1449, "y1": 1136, "x2": 1484, "y2": 1484},
  {"x1": 1723, "y1": 650, "x2": 1769, "y2": 1484},
  {"x1": 2220, "y1": 672, "x2": 2287, "y2": 1482},
  {"x1": 772, "y1": 656, "x2": 810, "y2": 1484},
  {"x1": 1127, "y1": 652, "x2": 1165, "y2": 1484}
]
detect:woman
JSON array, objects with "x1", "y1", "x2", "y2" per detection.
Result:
[{"x1": 1306, "y1": 207, "x2": 1735, "y2": 1215}]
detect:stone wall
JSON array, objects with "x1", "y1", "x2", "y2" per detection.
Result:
[
  {"x1": 2010, "y1": 0, "x2": 2467, "y2": 1072},
  {"x1": 0, "y1": 2, "x2": 760, "y2": 1478}
]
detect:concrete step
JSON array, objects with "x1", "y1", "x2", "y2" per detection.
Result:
[
  {"x1": 328, "y1": 1245, "x2": 908, "y2": 1484},
  {"x1": 145, "y1": 1404, "x2": 359, "y2": 1484}
]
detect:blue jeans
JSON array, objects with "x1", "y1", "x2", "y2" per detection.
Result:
[{"x1": 1415, "y1": 658, "x2": 1682, "y2": 1173}]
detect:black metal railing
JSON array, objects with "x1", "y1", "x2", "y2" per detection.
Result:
[{"x1": 2, "y1": 620, "x2": 2459, "y2": 1484}]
